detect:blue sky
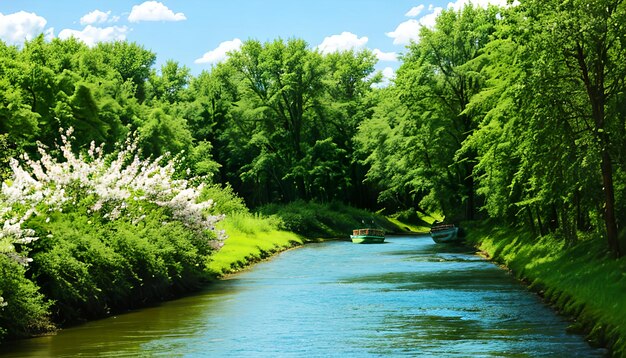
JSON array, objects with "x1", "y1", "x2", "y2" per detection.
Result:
[{"x1": 0, "y1": 0, "x2": 510, "y2": 80}]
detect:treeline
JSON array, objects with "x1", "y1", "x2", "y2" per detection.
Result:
[
  {"x1": 0, "y1": 36, "x2": 381, "y2": 209},
  {"x1": 357, "y1": 1, "x2": 626, "y2": 257}
]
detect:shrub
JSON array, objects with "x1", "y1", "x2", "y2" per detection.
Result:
[
  {"x1": 0, "y1": 256, "x2": 53, "y2": 340},
  {"x1": 0, "y1": 128, "x2": 226, "y2": 336}
]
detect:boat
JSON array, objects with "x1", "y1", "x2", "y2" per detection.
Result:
[
  {"x1": 350, "y1": 228, "x2": 385, "y2": 244},
  {"x1": 429, "y1": 224, "x2": 460, "y2": 244}
]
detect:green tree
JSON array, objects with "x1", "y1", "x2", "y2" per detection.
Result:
[
  {"x1": 147, "y1": 60, "x2": 191, "y2": 104},
  {"x1": 226, "y1": 38, "x2": 325, "y2": 203},
  {"x1": 369, "y1": 5, "x2": 500, "y2": 219},
  {"x1": 94, "y1": 42, "x2": 156, "y2": 102},
  {"x1": 138, "y1": 106, "x2": 194, "y2": 157},
  {"x1": 321, "y1": 50, "x2": 380, "y2": 205},
  {"x1": 511, "y1": 0, "x2": 626, "y2": 255}
]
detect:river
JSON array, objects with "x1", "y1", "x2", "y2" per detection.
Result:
[{"x1": 1, "y1": 235, "x2": 604, "y2": 357}]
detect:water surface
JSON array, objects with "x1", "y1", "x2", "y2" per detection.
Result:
[{"x1": 1, "y1": 236, "x2": 604, "y2": 357}]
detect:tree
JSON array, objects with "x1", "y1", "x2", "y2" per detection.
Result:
[
  {"x1": 147, "y1": 60, "x2": 191, "y2": 104},
  {"x1": 321, "y1": 50, "x2": 380, "y2": 206},
  {"x1": 513, "y1": 0, "x2": 626, "y2": 256},
  {"x1": 374, "y1": 4, "x2": 500, "y2": 220},
  {"x1": 94, "y1": 42, "x2": 156, "y2": 102},
  {"x1": 225, "y1": 38, "x2": 325, "y2": 203},
  {"x1": 138, "y1": 106, "x2": 194, "y2": 158}
]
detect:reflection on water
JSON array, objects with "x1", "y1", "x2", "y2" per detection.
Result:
[{"x1": 1, "y1": 236, "x2": 605, "y2": 357}]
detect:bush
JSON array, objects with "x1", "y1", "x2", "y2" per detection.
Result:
[
  {"x1": 0, "y1": 256, "x2": 53, "y2": 340},
  {"x1": 199, "y1": 183, "x2": 248, "y2": 215},
  {"x1": 0, "y1": 128, "x2": 226, "y2": 337}
]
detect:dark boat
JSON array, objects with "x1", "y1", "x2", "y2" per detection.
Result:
[{"x1": 429, "y1": 224, "x2": 460, "y2": 243}]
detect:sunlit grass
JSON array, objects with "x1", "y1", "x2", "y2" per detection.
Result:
[
  {"x1": 207, "y1": 213, "x2": 303, "y2": 277},
  {"x1": 385, "y1": 209, "x2": 439, "y2": 233},
  {"x1": 386, "y1": 216, "x2": 430, "y2": 233},
  {"x1": 465, "y1": 224, "x2": 626, "y2": 355}
]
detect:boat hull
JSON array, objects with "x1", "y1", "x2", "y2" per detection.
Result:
[
  {"x1": 350, "y1": 235, "x2": 385, "y2": 244},
  {"x1": 430, "y1": 227, "x2": 460, "y2": 244}
]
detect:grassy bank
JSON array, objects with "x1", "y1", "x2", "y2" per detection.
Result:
[
  {"x1": 207, "y1": 213, "x2": 303, "y2": 277},
  {"x1": 465, "y1": 224, "x2": 626, "y2": 356},
  {"x1": 385, "y1": 209, "x2": 442, "y2": 234}
]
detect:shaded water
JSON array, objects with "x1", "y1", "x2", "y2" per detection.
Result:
[{"x1": 2, "y1": 236, "x2": 604, "y2": 357}]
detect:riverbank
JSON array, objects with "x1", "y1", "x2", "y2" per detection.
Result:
[
  {"x1": 207, "y1": 213, "x2": 304, "y2": 277},
  {"x1": 464, "y1": 224, "x2": 626, "y2": 356}
]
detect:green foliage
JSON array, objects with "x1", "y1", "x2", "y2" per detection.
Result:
[
  {"x1": 27, "y1": 206, "x2": 215, "y2": 325},
  {"x1": 358, "y1": 5, "x2": 500, "y2": 220},
  {"x1": 185, "y1": 140, "x2": 221, "y2": 179},
  {"x1": 138, "y1": 106, "x2": 193, "y2": 157},
  {"x1": 0, "y1": 256, "x2": 53, "y2": 340},
  {"x1": 94, "y1": 41, "x2": 156, "y2": 102},
  {"x1": 199, "y1": 183, "x2": 248, "y2": 215},
  {"x1": 147, "y1": 60, "x2": 191, "y2": 104},
  {"x1": 0, "y1": 134, "x2": 16, "y2": 181},
  {"x1": 218, "y1": 38, "x2": 378, "y2": 206}
]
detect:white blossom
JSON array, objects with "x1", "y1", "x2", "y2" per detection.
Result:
[{"x1": 0, "y1": 127, "x2": 227, "y2": 268}]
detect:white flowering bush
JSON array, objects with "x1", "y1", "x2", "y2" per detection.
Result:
[{"x1": 0, "y1": 128, "x2": 226, "y2": 327}]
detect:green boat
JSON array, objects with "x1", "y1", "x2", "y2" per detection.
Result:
[
  {"x1": 350, "y1": 228, "x2": 385, "y2": 244},
  {"x1": 429, "y1": 224, "x2": 460, "y2": 244}
]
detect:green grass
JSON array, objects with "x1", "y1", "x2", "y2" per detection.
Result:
[
  {"x1": 207, "y1": 213, "x2": 303, "y2": 277},
  {"x1": 465, "y1": 223, "x2": 626, "y2": 356},
  {"x1": 386, "y1": 209, "x2": 441, "y2": 233}
]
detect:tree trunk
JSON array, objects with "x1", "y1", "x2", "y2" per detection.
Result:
[
  {"x1": 600, "y1": 148, "x2": 621, "y2": 257},
  {"x1": 536, "y1": 207, "x2": 545, "y2": 237},
  {"x1": 575, "y1": 41, "x2": 621, "y2": 257},
  {"x1": 526, "y1": 206, "x2": 536, "y2": 235},
  {"x1": 592, "y1": 85, "x2": 620, "y2": 257},
  {"x1": 465, "y1": 169, "x2": 475, "y2": 221}
]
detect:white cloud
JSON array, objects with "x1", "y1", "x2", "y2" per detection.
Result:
[
  {"x1": 387, "y1": 6, "x2": 443, "y2": 45},
  {"x1": 386, "y1": 19, "x2": 420, "y2": 45},
  {"x1": 382, "y1": 67, "x2": 396, "y2": 81},
  {"x1": 128, "y1": 1, "x2": 186, "y2": 23},
  {"x1": 373, "y1": 49, "x2": 397, "y2": 62},
  {"x1": 0, "y1": 11, "x2": 47, "y2": 45},
  {"x1": 389, "y1": 0, "x2": 516, "y2": 46},
  {"x1": 418, "y1": 6, "x2": 443, "y2": 29},
  {"x1": 317, "y1": 31, "x2": 368, "y2": 54},
  {"x1": 405, "y1": 5, "x2": 425, "y2": 17},
  {"x1": 195, "y1": 38, "x2": 243, "y2": 65},
  {"x1": 80, "y1": 10, "x2": 111, "y2": 25},
  {"x1": 58, "y1": 25, "x2": 128, "y2": 47}
]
